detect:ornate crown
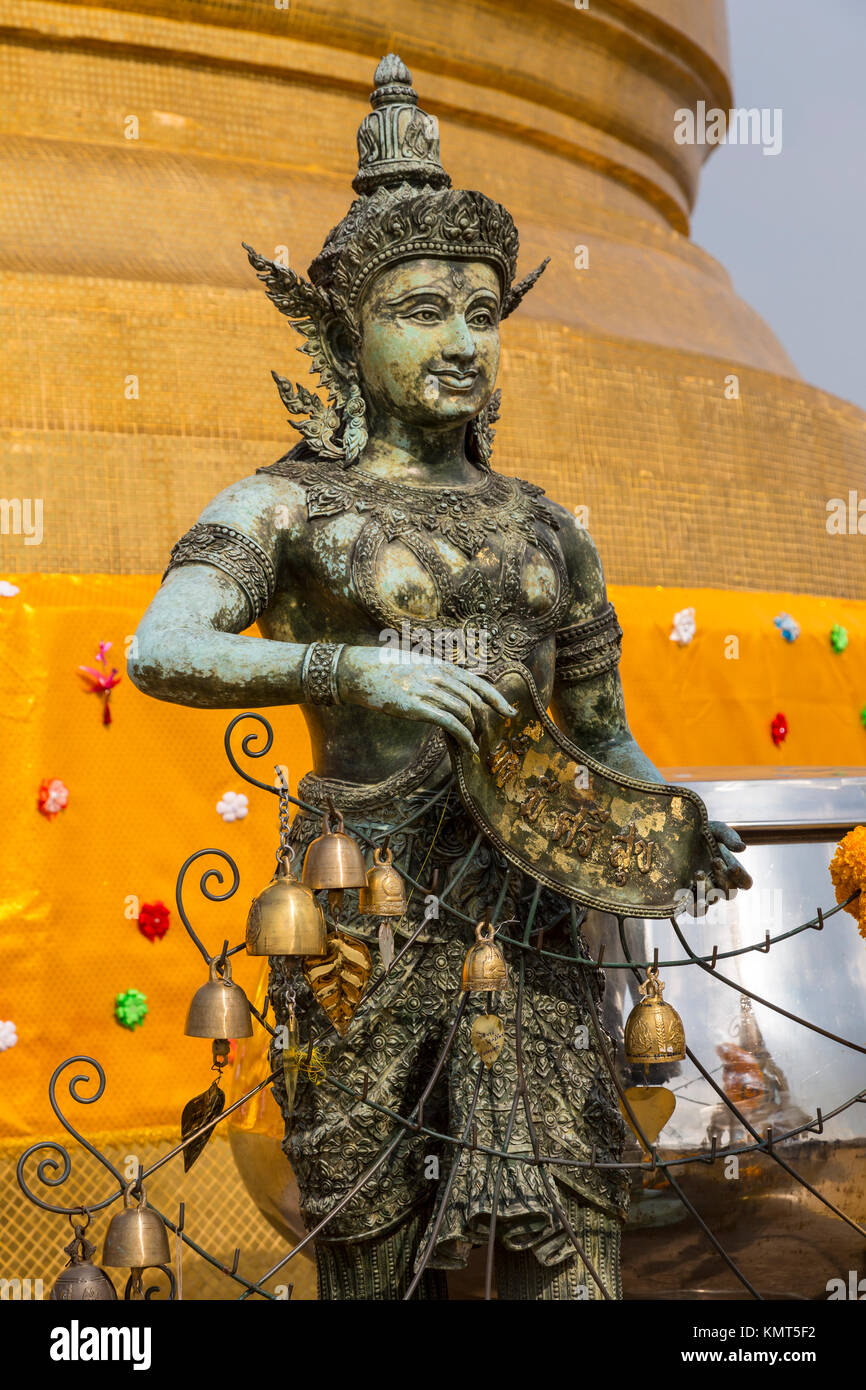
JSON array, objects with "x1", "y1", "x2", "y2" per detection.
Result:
[{"x1": 244, "y1": 53, "x2": 548, "y2": 466}]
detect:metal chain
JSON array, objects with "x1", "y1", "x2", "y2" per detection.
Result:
[{"x1": 275, "y1": 765, "x2": 292, "y2": 869}]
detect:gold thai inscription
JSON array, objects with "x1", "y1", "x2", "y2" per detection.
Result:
[{"x1": 488, "y1": 732, "x2": 656, "y2": 879}]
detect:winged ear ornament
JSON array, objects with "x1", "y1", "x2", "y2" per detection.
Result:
[
  {"x1": 501, "y1": 257, "x2": 550, "y2": 319},
  {"x1": 242, "y1": 242, "x2": 332, "y2": 322},
  {"x1": 244, "y1": 242, "x2": 363, "y2": 462}
]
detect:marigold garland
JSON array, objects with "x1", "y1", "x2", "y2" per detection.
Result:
[{"x1": 829, "y1": 825, "x2": 866, "y2": 939}]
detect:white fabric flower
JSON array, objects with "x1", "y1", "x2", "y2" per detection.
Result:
[
  {"x1": 0, "y1": 1020, "x2": 18, "y2": 1052},
  {"x1": 0, "y1": 581, "x2": 20, "y2": 597},
  {"x1": 670, "y1": 607, "x2": 696, "y2": 646},
  {"x1": 217, "y1": 791, "x2": 249, "y2": 822}
]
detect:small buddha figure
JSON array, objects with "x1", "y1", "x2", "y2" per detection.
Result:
[{"x1": 130, "y1": 54, "x2": 749, "y2": 1301}]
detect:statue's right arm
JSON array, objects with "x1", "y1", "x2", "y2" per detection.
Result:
[
  {"x1": 128, "y1": 474, "x2": 516, "y2": 746},
  {"x1": 128, "y1": 475, "x2": 310, "y2": 708}
]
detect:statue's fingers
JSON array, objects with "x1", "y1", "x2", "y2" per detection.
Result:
[
  {"x1": 420, "y1": 699, "x2": 479, "y2": 755},
  {"x1": 418, "y1": 682, "x2": 473, "y2": 725},
  {"x1": 448, "y1": 664, "x2": 517, "y2": 718},
  {"x1": 714, "y1": 846, "x2": 753, "y2": 891},
  {"x1": 708, "y1": 820, "x2": 746, "y2": 854}
]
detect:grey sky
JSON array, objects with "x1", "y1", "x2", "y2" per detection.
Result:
[{"x1": 691, "y1": 0, "x2": 866, "y2": 411}]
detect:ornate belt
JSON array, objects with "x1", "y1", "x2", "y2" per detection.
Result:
[{"x1": 297, "y1": 730, "x2": 449, "y2": 814}]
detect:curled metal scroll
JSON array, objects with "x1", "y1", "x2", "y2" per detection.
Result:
[
  {"x1": 16, "y1": 1056, "x2": 125, "y2": 1215},
  {"x1": 125, "y1": 1265, "x2": 177, "y2": 1301},
  {"x1": 224, "y1": 711, "x2": 280, "y2": 797},
  {"x1": 175, "y1": 848, "x2": 242, "y2": 966}
]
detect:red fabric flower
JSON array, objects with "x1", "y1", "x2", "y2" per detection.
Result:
[
  {"x1": 138, "y1": 900, "x2": 171, "y2": 942},
  {"x1": 38, "y1": 778, "x2": 69, "y2": 820},
  {"x1": 770, "y1": 712, "x2": 788, "y2": 746}
]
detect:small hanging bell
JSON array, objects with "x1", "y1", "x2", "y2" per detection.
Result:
[
  {"x1": 50, "y1": 1220, "x2": 117, "y2": 1301},
  {"x1": 462, "y1": 919, "x2": 508, "y2": 993},
  {"x1": 359, "y1": 846, "x2": 407, "y2": 917},
  {"x1": 185, "y1": 956, "x2": 253, "y2": 1040},
  {"x1": 624, "y1": 966, "x2": 686, "y2": 1065},
  {"x1": 302, "y1": 806, "x2": 367, "y2": 893},
  {"x1": 246, "y1": 850, "x2": 327, "y2": 957},
  {"x1": 102, "y1": 1186, "x2": 171, "y2": 1269}
]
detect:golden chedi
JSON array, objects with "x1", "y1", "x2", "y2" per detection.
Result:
[{"x1": 1, "y1": 0, "x2": 863, "y2": 600}]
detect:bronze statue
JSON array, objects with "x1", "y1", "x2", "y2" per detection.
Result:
[{"x1": 130, "y1": 54, "x2": 750, "y2": 1300}]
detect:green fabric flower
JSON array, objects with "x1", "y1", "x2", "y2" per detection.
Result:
[
  {"x1": 115, "y1": 988, "x2": 148, "y2": 1029},
  {"x1": 860, "y1": 705, "x2": 866, "y2": 730},
  {"x1": 830, "y1": 624, "x2": 849, "y2": 653}
]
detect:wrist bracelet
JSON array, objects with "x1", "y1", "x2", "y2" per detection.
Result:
[{"x1": 301, "y1": 642, "x2": 346, "y2": 706}]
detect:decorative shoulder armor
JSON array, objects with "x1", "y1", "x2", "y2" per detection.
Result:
[
  {"x1": 162, "y1": 522, "x2": 277, "y2": 626},
  {"x1": 554, "y1": 603, "x2": 623, "y2": 684}
]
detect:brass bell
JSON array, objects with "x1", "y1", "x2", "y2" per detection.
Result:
[
  {"x1": 185, "y1": 956, "x2": 253, "y2": 1039},
  {"x1": 462, "y1": 919, "x2": 509, "y2": 993},
  {"x1": 246, "y1": 850, "x2": 327, "y2": 957},
  {"x1": 624, "y1": 966, "x2": 686, "y2": 1065},
  {"x1": 102, "y1": 1186, "x2": 171, "y2": 1269},
  {"x1": 302, "y1": 807, "x2": 367, "y2": 892},
  {"x1": 51, "y1": 1260, "x2": 117, "y2": 1301},
  {"x1": 50, "y1": 1222, "x2": 117, "y2": 1301},
  {"x1": 359, "y1": 846, "x2": 407, "y2": 917}
]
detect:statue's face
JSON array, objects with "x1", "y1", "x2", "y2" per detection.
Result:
[{"x1": 355, "y1": 258, "x2": 500, "y2": 428}]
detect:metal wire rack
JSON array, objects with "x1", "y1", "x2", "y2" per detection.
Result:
[{"x1": 17, "y1": 712, "x2": 865, "y2": 1301}]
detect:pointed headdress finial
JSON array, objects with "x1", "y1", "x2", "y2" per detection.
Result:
[{"x1": 352, "y1": 53, "x2": 451, "y2": 195}]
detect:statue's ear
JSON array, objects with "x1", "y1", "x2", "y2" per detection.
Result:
[
  {"x1": 321, "y1": 316, "x2": 360, "y2": 381},
  {"x1": 501, "y1": 257, "x2": 550, "y2": 319}
]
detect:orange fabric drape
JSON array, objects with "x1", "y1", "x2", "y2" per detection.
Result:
[{"x1": 0, "y1": 575, "x2": 862, "y2": 1146}]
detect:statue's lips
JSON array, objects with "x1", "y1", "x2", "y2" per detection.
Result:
[{"x1": 432, "y1": 369, "x2": 479, "y2": 391}]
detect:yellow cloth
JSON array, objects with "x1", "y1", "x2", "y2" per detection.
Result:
[{"x1": 0, "y1": 574, "x2": 864, "y2": 1147}]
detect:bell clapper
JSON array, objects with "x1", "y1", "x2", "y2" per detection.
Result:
[
  {"x1": 281, "y1": 979, "x2": 302, "y2": 1122},
  {"x1": 378, "y1": 919, "x2": 395, "y2": 971}
]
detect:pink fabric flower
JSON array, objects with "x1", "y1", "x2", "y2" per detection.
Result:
[{"x1": 38, "y1": 778, "x2": 69, "y2": 819}]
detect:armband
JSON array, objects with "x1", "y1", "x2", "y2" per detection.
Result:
[
  {"x1": 162, "y1": 523, "x2": 276, "y2": 626},
  {"x1": 554, "y1": 603, "x2": 622, "y2": 684}
]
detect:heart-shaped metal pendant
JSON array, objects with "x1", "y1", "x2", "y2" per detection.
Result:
[
  {"x1": 618, "y1": 1085, "x2": 676, "y2": 1151},
  {"x1": 471, "y1": 1013, "x2": 505, "y2": 1068}
]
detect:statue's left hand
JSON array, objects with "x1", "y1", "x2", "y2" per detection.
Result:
[{"x1": 707, "y1": 821, "x2": 753, "y2": 894}]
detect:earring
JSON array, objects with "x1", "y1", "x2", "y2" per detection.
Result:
[
  {"x1": 466, "y1": 389, "x2": 501, "y2": 469},
  {"x1": 340, "y1": 376, "x2": 368, "y2": 467}
]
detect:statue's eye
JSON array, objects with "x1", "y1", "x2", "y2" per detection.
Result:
[
  {"x1": 469, "y1": 310, "x2": 495, "y2": 327},
  {"x1": 407, "y1": 307, "x2": 442, "y2": 323}
]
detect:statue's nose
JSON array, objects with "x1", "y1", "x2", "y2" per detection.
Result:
[{"x1": 441, "y1": 316, "x2": 477, "y2": 360}]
